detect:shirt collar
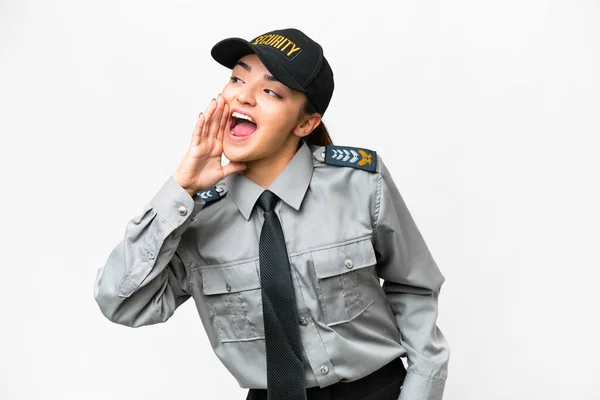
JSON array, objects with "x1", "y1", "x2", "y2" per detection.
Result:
[{"x1": 224, "y1": 141, "x2": 314, "y2": 220}]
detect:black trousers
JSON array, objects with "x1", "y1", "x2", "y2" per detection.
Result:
[{"x1": 246, "y1": 357, "x2": 406, "y2": 400}]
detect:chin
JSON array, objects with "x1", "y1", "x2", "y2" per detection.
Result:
[{"x1": 223, "y1": 143, "x2": 252, "y2": 163}]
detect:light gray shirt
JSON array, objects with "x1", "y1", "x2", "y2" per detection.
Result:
[{"x1": 94, "y1": 141, "x2": 450, "y2": 399}]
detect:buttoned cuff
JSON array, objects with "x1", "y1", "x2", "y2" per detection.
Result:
[
  {"x1": 149, "y1": 176, "x2": 200, "y2": 228},
  {"x1": 398, "y1": 371, "x2": 446, "y2": 400}
]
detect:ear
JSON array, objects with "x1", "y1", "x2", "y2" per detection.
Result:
[{"x1": 293, "y1": 113, "x2": 322, "y2": 138}]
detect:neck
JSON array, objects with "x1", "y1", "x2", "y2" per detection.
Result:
[{"x1": 242, "y1": 137, "x2": 301, "y2": 188}]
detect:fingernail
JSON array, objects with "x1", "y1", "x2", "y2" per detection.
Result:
[{"x1": 217, "y1": 93, "x2": 221, "y2": 100}]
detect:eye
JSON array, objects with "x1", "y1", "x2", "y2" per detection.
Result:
[
  {"x1": 264, "y1": 89, "x2": 282, "y2": 99},
  {"x1": 230, "y1": 76, "x2": 242, "y2": 83}
]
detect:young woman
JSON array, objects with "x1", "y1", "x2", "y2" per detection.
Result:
[{"x1": 94, "y1": 28, "x2": 450, "y2": 400}]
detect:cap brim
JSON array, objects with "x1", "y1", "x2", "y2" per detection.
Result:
[{"x1": 211, "y1": 37, "x2": 306, "y2": 92}]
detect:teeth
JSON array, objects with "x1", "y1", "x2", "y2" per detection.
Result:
[{"x1": 231, "y1": 111, "x2": 255, "y2": 123}]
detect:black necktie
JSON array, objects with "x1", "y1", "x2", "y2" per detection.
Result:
[{"x1": 257, "y1": 190, "x2": 307, "y2": 400}]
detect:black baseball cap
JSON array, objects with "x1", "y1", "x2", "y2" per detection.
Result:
[{"x1": 211, "y1": 28, "x2": 334, "y2": 116}]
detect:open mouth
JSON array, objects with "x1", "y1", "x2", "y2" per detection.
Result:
[{"x1": 230, "y1": 111, "x2": 258, "y2": 137}]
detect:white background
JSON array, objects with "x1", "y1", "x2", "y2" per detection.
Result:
[{"x1": 1, "y1": 0, "x2": 599, "y2": 399}]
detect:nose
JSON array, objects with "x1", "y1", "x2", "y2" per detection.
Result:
[{"x1": 234, "y1": 83, "x2": 257, "y2": 107}]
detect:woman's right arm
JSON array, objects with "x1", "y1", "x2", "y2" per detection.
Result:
[
  {"x1": 93, "y1": 176, "x2": 201, "y2": 327},
  {"x1": 94, "y1": 95, "x2": 246, "y2": 327}
]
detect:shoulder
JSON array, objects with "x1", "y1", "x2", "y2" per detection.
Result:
[
  {"x1": 308, "y1": 143, "x2": 388, "y2": 205},
  {"x1": 308, "y1": 143, "x2": 389, "y2": 223},
  {"x1": 308, "y1": 144, "x2": 386, "y2": 175},
  {"x1": 191, "y1": 181, "x2": 229, "y2": 207}
]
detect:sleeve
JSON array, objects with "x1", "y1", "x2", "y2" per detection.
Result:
[
  {"x1": 93, "y1": 176, "x2": 205, "y2": 328},
  {"x1": 372, "y1": 157, "x2": 450, "y2": 400}
]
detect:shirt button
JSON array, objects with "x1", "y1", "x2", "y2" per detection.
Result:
[
  {"x1": 320, "y1": 365, "x2": 329, "y2": 375},
  {"x1": 345, "y1": 259, "x2": 354, "y2": 269},
  {"x1": 148, "y1": 251, "x2": 155, "y2": 260},
  {"x1": 299, "y1": 317, "x2": 308, "y2": 326},
  {"x1": 178, "y1": 205, "x2": 188, "y2": 216},
  {"x1": 226, "y1": 282, "x2": 232, "y2": 292}
]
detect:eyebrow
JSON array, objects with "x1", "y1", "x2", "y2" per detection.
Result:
[{"x1": 235, "y1": 60, "x2": 279, "y2": 82}]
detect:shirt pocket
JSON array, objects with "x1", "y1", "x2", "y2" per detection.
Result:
[
  {"x1": 310, "y1": 237, "x2": 376, "y2": 326},
  {"x1": 200, "y1": 259, "x2": 265, "y2": 343}
]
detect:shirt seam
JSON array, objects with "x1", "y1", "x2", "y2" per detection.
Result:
[
  {"x1": 372, "y1": 173, "x2": 383, "y2": 243},
  {"x1": 288, "y1": 234, "x2": 373, "y2": 257},
  {"x1": 407, "y1": 368, "x2": 448, "y2": 381},
  {"x1": 175, "y1": 248, "x2": 192, "y2": 294}
]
